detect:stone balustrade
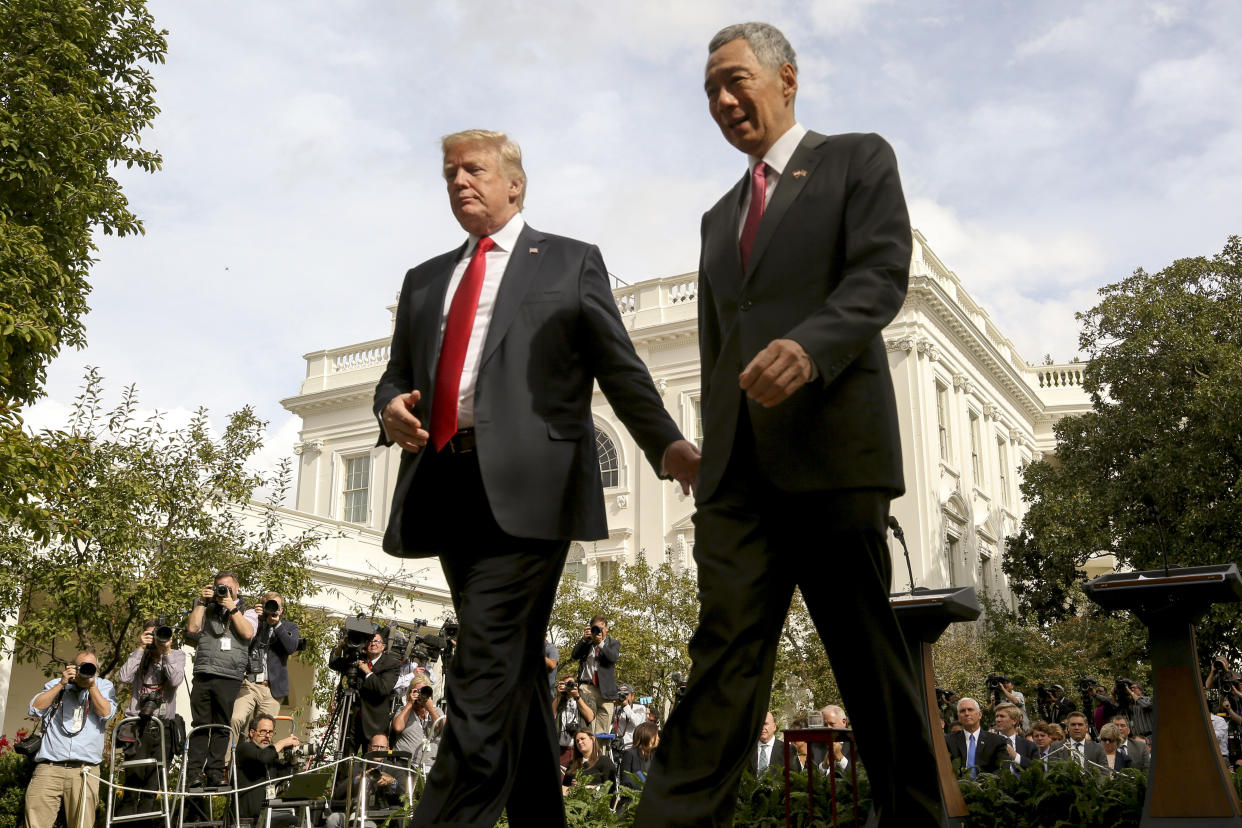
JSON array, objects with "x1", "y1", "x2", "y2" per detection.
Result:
[{"x1": 328, "y1": 339, "x2": 391, "y2": 374}]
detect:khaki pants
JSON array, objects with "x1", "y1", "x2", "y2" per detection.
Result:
[
  {"x1": 25, "y1": 763, "x2": 100, "y2": 828},
  {"x1": 579, "y1": 684, "x2": 615, "y2": 735},
  {"x1": 230, "y1": 679, "x2": 280, "y2": 742}
]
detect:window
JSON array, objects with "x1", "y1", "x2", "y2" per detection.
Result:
[
  {"x1": 565, "y1": 543, "x2": 587, "y2": 582},
  {"x1": 969, "y1": 411, "x2": 983, "y2": 484},
  {"x1": 946, "y1": 535, "x2": 959, "y2": 588},
  {"x1": 595, "y1": 428, "x2": 619, "y2": 488},
  {"x1": 997, "y1": 435, "x2": 1011, "y2": 506},
  {"x1": 692, "y1": 397, "x2": 703, "y2": 448},
  {"x1": 342, "y1": 455, "x2": 371, "y2": 524},
  {"x1": 597, "y1": 559, "x2": 618, "y2": 583},
  {"x1": 935, "y1": 381, "x2": 951, "y2": 462},
  {"x1": 981, "y1": 551, "x2": 994, "y2": 590}
]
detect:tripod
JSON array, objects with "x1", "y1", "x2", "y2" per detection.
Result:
[{"x1": 316, "y1": 673, "x2": 362, "y2": 796}]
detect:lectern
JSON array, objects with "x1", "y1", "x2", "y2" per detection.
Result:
[
  {"x1": 1085, "y1": 563, "x2": 1242, "y2": 827},
  {"x1": 890, "y1": 586, "x2": 981, "y2": 828}
]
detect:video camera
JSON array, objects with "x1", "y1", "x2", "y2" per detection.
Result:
[{"x1": 332, "y1": 616, "x2": 379, "y2": 687}]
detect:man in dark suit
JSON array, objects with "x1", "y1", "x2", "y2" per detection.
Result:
[
  {"x1": 1063, "y1": 711, "x2": 1107, "y2": 769},
  {"x1": 1110, "y1": 714, "x2": 1149, "y2": 771},
  {"x1": 328, "y1": 631, "x2": 400, "y2": 756},
  {"x1": 635, "y1": 22, "x2": 942, "y2": 828},
  {"x1": 373, "y1": 128, "x2": 698, "y2": 828},
  {"x1": 748, "y1": 712, "x2": 793, "y2": 776},
  {"x1": 946, "y1": 698, "x2": 1008, "y2": 774},
  {"x1": 993, "y1": 702, "x2": 1039, "y2": 771}
]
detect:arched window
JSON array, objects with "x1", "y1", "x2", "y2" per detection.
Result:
[{"x1": 595, "y1": 428, "x2": 619, "y2": 488}]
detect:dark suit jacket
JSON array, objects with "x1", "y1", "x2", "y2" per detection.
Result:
[
  {"x1": 1121, "y1": 737, "x2": 1149, "y2": 771},
  {"x1": 995, "y1": 732, "x2": 1040, "y2": 769},
  {"x1": 747, "y1": 738, "x2": 796, "y2": 775},
  {"x1": 696, "y1": 131, "x2": 909, "y2": 501},
  {"x1": 249, "y1": 618, "x2": 300, "y2": 700},
  {"x1": 570, "y1": 636, "x2": 620, "y2": 698},
  {"x1": 946, "y1": 729, "x2": 1009, "y2": 774},
  {"x1": 374, "y1": 223, "x2": 683, "y2": 553},
  {"x1": 1058, "y1": 738, "x2": 1107, "y2": 768},
  {"x1": 328, "y1": 650, "x2": 400, "y2": 741}
]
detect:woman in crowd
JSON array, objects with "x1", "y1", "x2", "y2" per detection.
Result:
[
  {"x1": 620, "y1": 721, "x2": 659, "y2": 789},
  {"x1": 562, "y1": 728, "x2": 616, "y2": 791},
  {"x1": 1098, "y1": 722, "x2": 1132, "y2": 776}
]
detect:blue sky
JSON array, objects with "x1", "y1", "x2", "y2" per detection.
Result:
[{"x1": 25, "y1": 0, "x2": 1242, "y2": 473}]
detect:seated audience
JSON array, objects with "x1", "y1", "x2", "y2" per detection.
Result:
[
  {"x1": 1097, "y1": 723, "x2": 1132, "y2": 776},
  {"x1": 619, "y1": 721, "x2": 659, "y2": 789},
  {"x1": 562, "y1": 729, "x2": 616, "y2": 791}
]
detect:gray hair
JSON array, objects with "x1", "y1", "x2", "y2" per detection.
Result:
[
  {"x1": 821, "y1": 704, "x2": 845, "y2": 719},
  {"x1": 708, "y1": 22, "x2": 798, "y2": 74},
  {"x1": 441, "y1": 129, "x2": 527, "y2": 210}
]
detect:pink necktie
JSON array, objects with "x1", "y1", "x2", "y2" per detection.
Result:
[
  {"x1": 739, "y1": 162, "x2": 768, "y2": 268},
  {"x1": 431, "y1": 237, "x2": 494, "y2": 450}
]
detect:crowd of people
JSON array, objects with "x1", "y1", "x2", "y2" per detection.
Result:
[{"x1": 19, "y1": 570, "x2": 1242, "y2": 828}]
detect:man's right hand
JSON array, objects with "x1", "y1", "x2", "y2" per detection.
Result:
[
  {"x1": 140, "y1": 631, "x2": 154, "y2": 647},
  {"x1": 382, "y1": 391, "x2": 429, "y2": 452},
  {"x1": 61, "y1": 664, "x2": 76, "y2": 687},
  {"x1": 200, "y1": 584, "x2": 215, "y2": 603}
]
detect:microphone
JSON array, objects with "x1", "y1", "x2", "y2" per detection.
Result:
[{"x1": 888, "y1": 516, "x2": 920, "y2": 594}]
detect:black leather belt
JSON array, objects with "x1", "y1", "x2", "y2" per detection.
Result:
[
  {"x1": 40, "y1": 760, "x2": 94, "y2": 768},
  {"x1": 441, "y1": 428, "x2": 477, "y2": 455}
]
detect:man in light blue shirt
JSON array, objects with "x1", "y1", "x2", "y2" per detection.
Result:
[{"x1": 24, "y1": 650, "x2": 118, "y2": 828}]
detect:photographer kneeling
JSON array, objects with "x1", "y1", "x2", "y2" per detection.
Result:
[
  {"x1": 236, "y1": 714, "x2": 300, "y2": 827},
  {"x1": 553, "y1": 675, "x2": 596, "y2": 774},
  {"x1": 231, "y1": 592, "x2": 301, "y2": 743},
  {"x1": 116, "y1": 620, "x2": 186, "y2": 823}
]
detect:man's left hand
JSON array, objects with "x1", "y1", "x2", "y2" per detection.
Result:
[
  {"x1": 739, "y1": 339, "x2": 814, "y2": 407},
  {"x1": 661, "y1": 440, "x2": 701, "y2": 495},
  {"x1": 358, "y1": 661, "x2": 373, "y2": 675}
]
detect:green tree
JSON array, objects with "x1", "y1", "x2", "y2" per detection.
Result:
[
  {"x1": 0, "y1": 0, "x2": 166, "y2": 537},
  {"x1": 0, "y1": 369, "x2": 329, "y2": 684},
  {"x1": 1004, "y1": 236, "x2": 1242, "y2": 664},
  {"x1": 550, "y1": 557, "x2": 698, "y2": 714}
]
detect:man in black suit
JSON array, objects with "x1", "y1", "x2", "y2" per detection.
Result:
[
  {"x1": 635, "y1": 22, "x2": 941, "y2": 827},
  {"x1": 946, "y1": 697, "x2": 1008, "y2": 774},
  {"x1": 1063, "y1": 711, "x2": 1107, "y2": 769},
  {"x1": 328, "y1": 632, "x2": 400, "y2": 756},
  {"x1": 748, "y1": 712, "x2": 792, "y2": 776},
  {"x1": 1110, "y1": 714, "x2": 1149, "y2": 771},
  {"x1": 570, "y1": 615, "x2": 620, "y2": 735},
  {"x1": 993, "y1": 702, "x2": 1039, "y2": 771},
  {"x1": 373, "y1": 129, "x2": 698, "y2": 828}
]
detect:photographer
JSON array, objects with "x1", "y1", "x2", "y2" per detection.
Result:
[
  {"x1": 329, "y1": 630, "x2": 400, "y2": 754},
  {"x1": 235, "y1": 713, "x2": 300, "y2": 826},
  {"x1": 936, "y1": 689, "x2": 958, "y2": 733},
  {"x1": 571, "y1": 615, "x2": 620, "y2": 735},
  {"x1": 1112, "y1": 678, "x2": 1154, "y2": 739},
  {"x1": 1208, "y1": 660, "x2": 1242, "y2": 767},
  {"x1": 1036, "y1": 684, "x2": 1076, "y2": 725},
  {"x1": 986, "y1": 675, "x2": 1029, "y2": 730},
  {"x1": 612, "y1": 683, "x2": 647, "y2": 750},
  {"x1": 392, "y1": 679, "x2": 442, "y2": 768},
  {"x1": 230, "y1": 592, "x2": 301, "y2": 742},
  {"x1": 184, "y1": 571, "x2": 256, "y2": 789},
  {"x1": 25, "y1": 651, "x2": 118, "y2": 828},
  {"x1": 553, "y1": 675, "x2": 596, "y2": 771},
  {"x1": 116, "y1": 620, "x2": 187, "y2": 822},
  {"x1": 325, "y1": 733, "x2": 410, "y2": 828}
]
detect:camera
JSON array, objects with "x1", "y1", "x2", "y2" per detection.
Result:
[
  {"x1": 262, "y1": 599, "x2": 281, "y2": 617},
  {"x1": 137, "y1": 691, "x2": 163, "y2": 720},
  {"x1": 670, "y1": 672, "x2": 688, "y2": 698},
  {"x1": 77, "y1": 662, "x2": 97, "y2": 679},
  {"x1": 1214, "y1": 657, "x2": 1229, "y2": 674},
  {"x1": 1078, "y1": 676, "x2": 1098, "y2": 693},
  {"x1": 214, "y1": 584, "x2": 232, "y2": 600},
  {"x1": 590, "y1": 624, "x2": 603, "y2": 636},
  {"x1": 333, "y1": 616, "x2": 380, "y2": 686},
  {"x1": 281, "y1": 743, "x2": 312, "y2": 764},
  {"x1": 563, "y1": 679, "x2": 576, "y2": 692}
]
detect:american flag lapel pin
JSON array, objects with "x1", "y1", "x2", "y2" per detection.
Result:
[
  {"x1": 792, "y1": 169, "x2": 808, "y2": 179},
  {"x1": 529, "y1": 247, "x2": 539, "y2": 254}
]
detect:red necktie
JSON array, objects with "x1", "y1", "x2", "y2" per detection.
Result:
[
  {"x1": 739, "y1": 162, "x2": 768, "y2": 268},
  {"x1": 431, "y1": 236, "x2": 495, "y2": 450}
]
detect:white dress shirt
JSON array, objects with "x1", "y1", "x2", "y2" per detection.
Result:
[
  {"x1": 439, "y1": 213, "x2": 525, "y2": 428},
  {"x1": 736, "y1": 122, "x2": 809, "y2": 238}
]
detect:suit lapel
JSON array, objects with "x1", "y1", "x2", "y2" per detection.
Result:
[
  {"x1": 743, "y1": 130, "x2": 829, "y2": 285},
  {"x1": 479, "y1": 223, "x2": 546, "y2": 370}
]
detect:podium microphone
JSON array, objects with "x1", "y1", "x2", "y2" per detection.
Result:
[
  {"x1": 888, "y1": 516, "x2": 921, "y2": 594},
  {"x1": 1140, "y1": 495, "x2": 1171, "y2": 577}
]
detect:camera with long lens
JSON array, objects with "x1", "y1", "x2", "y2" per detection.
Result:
[
  {"x1": 986, "y1": 673, "x2": 1007, "y2": 704},
  {"x1": 333, "y1": 616, "x2": 379, "y2": 688},
  {"x1": 262, "y1": 599, "x2": 281, "y2": 618},
  {"x1": 214, "y1": 584, "x2": 232, "y2": 600},
  {"x1": 76, "y1": 662, "x2": 97, "y2": 679},
  {"x1": 1078, "y1": 676, "x2": 1097, "y2": 693},
  {"x1": 280, "y1": 743, "x2": 313, "y2": 764}
]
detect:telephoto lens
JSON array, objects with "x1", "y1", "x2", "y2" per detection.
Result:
[{"x1": 77, "y1": 662, "x2": 98, "y2": 678}]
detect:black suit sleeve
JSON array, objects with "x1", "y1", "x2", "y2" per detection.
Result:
[
  {"x1": 270, "y1": 620, "x2": 300, "y2": 656},
  {"x1": 570, "y1": 639, "x2": 590, "y2": 663},
  {"x1": 373, "y1": 268, "x2": 419, "y2": 446},
  {"x1": 578, "y1": 245, "x2": 684, "y2": 471},
  {"x1": 365, "y1": 655, "x2": 400, "y2": 701},
  {"x1": 785, "y1": 134, "x2": 910, "y2": 387},
  {"x1": 598, "y1": 637, "x2": 620, "y2": 669}
]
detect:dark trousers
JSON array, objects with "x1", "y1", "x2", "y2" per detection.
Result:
[
  {"x1": 187, "y1": 674, "x2": 242, "y2": 782},
  {"x1": 404, "y1": 449, "x2": 570, "y2": 828},
  {"x1": 634, "y1": 427, "x2": 943, "y2": 827}
]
